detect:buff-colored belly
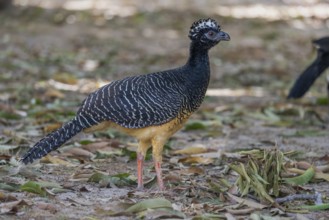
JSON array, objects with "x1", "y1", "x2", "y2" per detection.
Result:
[{"x1": 83, "y1": 115, "x2": 191, "y2": 141}]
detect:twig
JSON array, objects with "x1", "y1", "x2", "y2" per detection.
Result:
[{"x1": 275, "y1": 192, "x2": 322, "y2": 204}]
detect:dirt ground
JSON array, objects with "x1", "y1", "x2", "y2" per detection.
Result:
[{"x1": 1, "y1": 1, "x2": 329, "y2": 219}]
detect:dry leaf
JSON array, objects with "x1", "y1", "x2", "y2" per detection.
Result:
[
  {"x1": 181, "y1": 166, "x2": 205, "y2": 175},
  {"x1": 41, "y1": 155, "x2": 76, "y2": 166},
  {"x1": 81, "y1": 141, "x2": 112, "y2": 153},
  {"x1": 227, "y1": 193, "x2": 267, "y2": 209},
  {"x1": 43, "y1": 123, "x2": 63, "y2": 133},
  {"x1": 225, "y1": 212, "x2": 237, "y2": 220},
  {"x1": 44, "y1": 88, "x2": 65, "y2": 98},
  {"x1": 316, "y1": 164, "x2": 329, "y2": 173},
  {"x1": 35, "y1": 202, "x2": 58, "y2": 214},
  {"x1": 0, "y1": 200, "x2": 29, "y2": 214},
  {"x1": 286, "y1": 166, "x2": 329, "y2": 183},
  {"x1": 194, "y1": 152, "x2": 220, "y2": 158},
  {"x1": 295, "y1": 161, "x2": 313, "y2": 170},
  {"x1": 226, "y1": 207, "x2": 256, "y2": 215},
  {"x1": 178, "y1": 156, "x2": 214, "y2": 164},
  {"x1": 173, "y1": 145, "x2": 207, "y2": 155},
  {"x1": 0, "y1": 192, "x2": 17, "y2": 202},
  {"x1": 70, "y1": 171, "x2": 95, "y2": 182},
  {"x1": 67, "y1": 197, "x2": 93, "y2": 206},
  {"x1": 53, "y1": 73, "x2": 78, "y2": 85},
  {"x1": 65, "y1": 148, "x2": 94, "y2": 158}
]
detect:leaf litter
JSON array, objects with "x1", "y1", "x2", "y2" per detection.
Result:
[{"x1": 1, "y1": 2, "x2": 329, "y2": 220}]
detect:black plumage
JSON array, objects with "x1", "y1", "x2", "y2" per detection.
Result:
[{"x1": 287, "y1": 36, "x2": 329, "y2": 99}]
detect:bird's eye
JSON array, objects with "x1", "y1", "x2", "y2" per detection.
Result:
[
  {"x1": 208, "y1": 31, "x2": 215, "y2": 36},
  {"x1": 206, "y1": 30, "x2": 216, "y2": 39}
]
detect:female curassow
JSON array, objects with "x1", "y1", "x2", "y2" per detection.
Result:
[{"x1": 20, "y1": 18, "x2": 230, "y2": 190}]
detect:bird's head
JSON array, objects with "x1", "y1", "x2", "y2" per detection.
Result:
[{"x1": 189, "y1": 18, "x2": 230, "y2": 49}]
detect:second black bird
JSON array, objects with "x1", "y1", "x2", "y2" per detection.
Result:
[{"x1": 287, "y1": 36, "x2": 329, "y2": 99}]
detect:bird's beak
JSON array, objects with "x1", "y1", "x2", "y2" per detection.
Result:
[{"x1": 216, "y1": 31, "x2": 230, "y2": 41}]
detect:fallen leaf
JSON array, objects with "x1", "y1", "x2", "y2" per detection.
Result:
[
  {"x1": 314, "y1": 172, "x2": 329, "y2": 182},
  {"x1": 20, "y1": 181, "x2": 47, "y2": 196},
  {"x1": 88, "y1": 172, "x2": 135, "y2": 187},
  {"x1": 126, "y1": 198, "x2": 172, "y2": 213},
  {"x1": 287, "y1": 167, "x2": 329, "y2": 182},
  {"x1": 53, "y1": 72, "x2": 78, "y2": 85},
  {"x1": 173, "y1": 145, "x2": 208, "y2": 155},
  {"x1": 225, "y1": 212, "x2": 237, "y2": 220},
  {"x1": 35, "y1": 202, "x2": 58, "y2": 213},
  {"x1": 41, "y1": 155, "x2": 76, "y2": 166},
  {"x1": 0, "y1": 200, "x2": 29, "y2": 214},
  {"x1": 70, "y1": 172, "x2": 94, "y2": 182},
  {"x1": 44, "y1": 88, "x2": 65, "y2": 98},
  {"x1": 284, "y1": 167, "x2": 315, "y2": 185},
  {"x1": 0, "y1": 191, "x2": 17, "y2": 202},
  {"x1": 20, "y1": 181, "x2": 62, "y2": 196},
  {"x1": 0, "y1": 182, "x2": 20, "y2": 192},
  {"x1": 227, "y1": 193, "x2": 267, "y2": 209},
  {"x1": 65, "y1": 148, "x2": 94, "y2": 159},
  {"x1": 295, "y1": 161, "x2": 313, "y2": 170},
  {"x1": 184, "y1": 121, "x2": 207, "y2": 131},
  {"x1": 178, "y1": 156, "x2": 214, "y2": 164},
  {"x1": 95, "y1": 149, "x2": 122, "y2": 159},
  {"x1": 226, "y1": 207, "x2": 256, "y2": 215},
  {"x1": 192, "y1": 213, "x2": 226, "y2": 220},
  {"x1": 81, "y1": 141, "x2": 113, "y2": 152},
  {"x1": 139, "y1": 208, "x2": 186, "y2": 219},
  {"x1": 67, "y1": 197, "x2": 93, "y2": 206},
  {"x1": 299, "y1": 203, "x2": 329, "y2": 211},
  {"x1": 43, "y1": 122, "x2": 63, "y2": 133},
  {"x1": 181, "y1": 166, "x2": 205, "y2": 175}
]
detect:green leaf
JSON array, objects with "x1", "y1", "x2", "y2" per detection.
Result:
[
  {"x1": 95, "y1": 150, "x2": 121, "y2": 159},
  {"x1": 88, "y1": 172, "x2": 111, "y2": 183},
  {"x1": 316, "y1": 97, "x2": 329, "y2": 105},
  {"x1": 121, "y1": 147, "x2": 152, "y2": 161},
  {"x1": 121, "y1": 147, "x2": 137, "y2": 160},
  {"x1": 125, "y1": 198, "x2": 172, "y2": 213},
  {"x1": 88, "y1": 172, "x2": 135, "y2": 187},
  {"x1": 283, "y1": 129, "x2": 328, "y2": 137},
  {"x1": 36, "y1": 181, "x2": 62, "y2": 189},
  {"x1": 79, "y1": 140, "x2": 94, "y2": 145},
  {"x1": 0, "y1": 183, "x2": 20, "y2": 192},
  {"x1": 0, "y1": 111, "x2": 21, "y2": 120},
  {"x1": 184, "y1": 121, "x2": 207, "y2": 131},
  {"x1": 284, "y1": 166, "x2": 315, "y2": 185},
  {"x1": 20, "y1": 181, "x2": 47, "y2": 197},
  {"x1": 299, "y1": 203, "x2": 329, "y2": 211}
]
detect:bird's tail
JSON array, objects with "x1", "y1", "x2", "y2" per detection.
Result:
[{"x1": 20, "y1": 117, "x2": 84, "y2": 165}]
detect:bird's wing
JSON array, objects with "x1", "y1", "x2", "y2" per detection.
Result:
[
  {"x1": 287, "y1": 51, "x2": 329, "y2": 99},
  {"x1": 76, "y1": 73, "x2": 185, "y2": 128}
]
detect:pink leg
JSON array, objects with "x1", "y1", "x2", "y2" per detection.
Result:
[
  {"x1": 154, "y1": 161, "x2": 165, "y2": 190},
  {"x1": 137, "y1": 152, "x2": 144, "y2": 190}
]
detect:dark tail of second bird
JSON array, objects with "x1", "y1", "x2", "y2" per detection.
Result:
[{"x1": 20, "y1": 117, "x2": 84, "y2": 165}]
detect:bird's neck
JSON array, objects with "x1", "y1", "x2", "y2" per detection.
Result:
[
  {"x1": 184, "y1": 42, "x2": 211, "y2": 86},
  {"x1": 181, "y1": 42, "x2": 211, "y2": 112},
  {"x1": 186, "y1": 42, "x2": 210, "y2": 68}
]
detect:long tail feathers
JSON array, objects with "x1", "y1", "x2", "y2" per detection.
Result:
[{"x1": 20, "y1": 117, "x2": 84, "y2": 165}]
